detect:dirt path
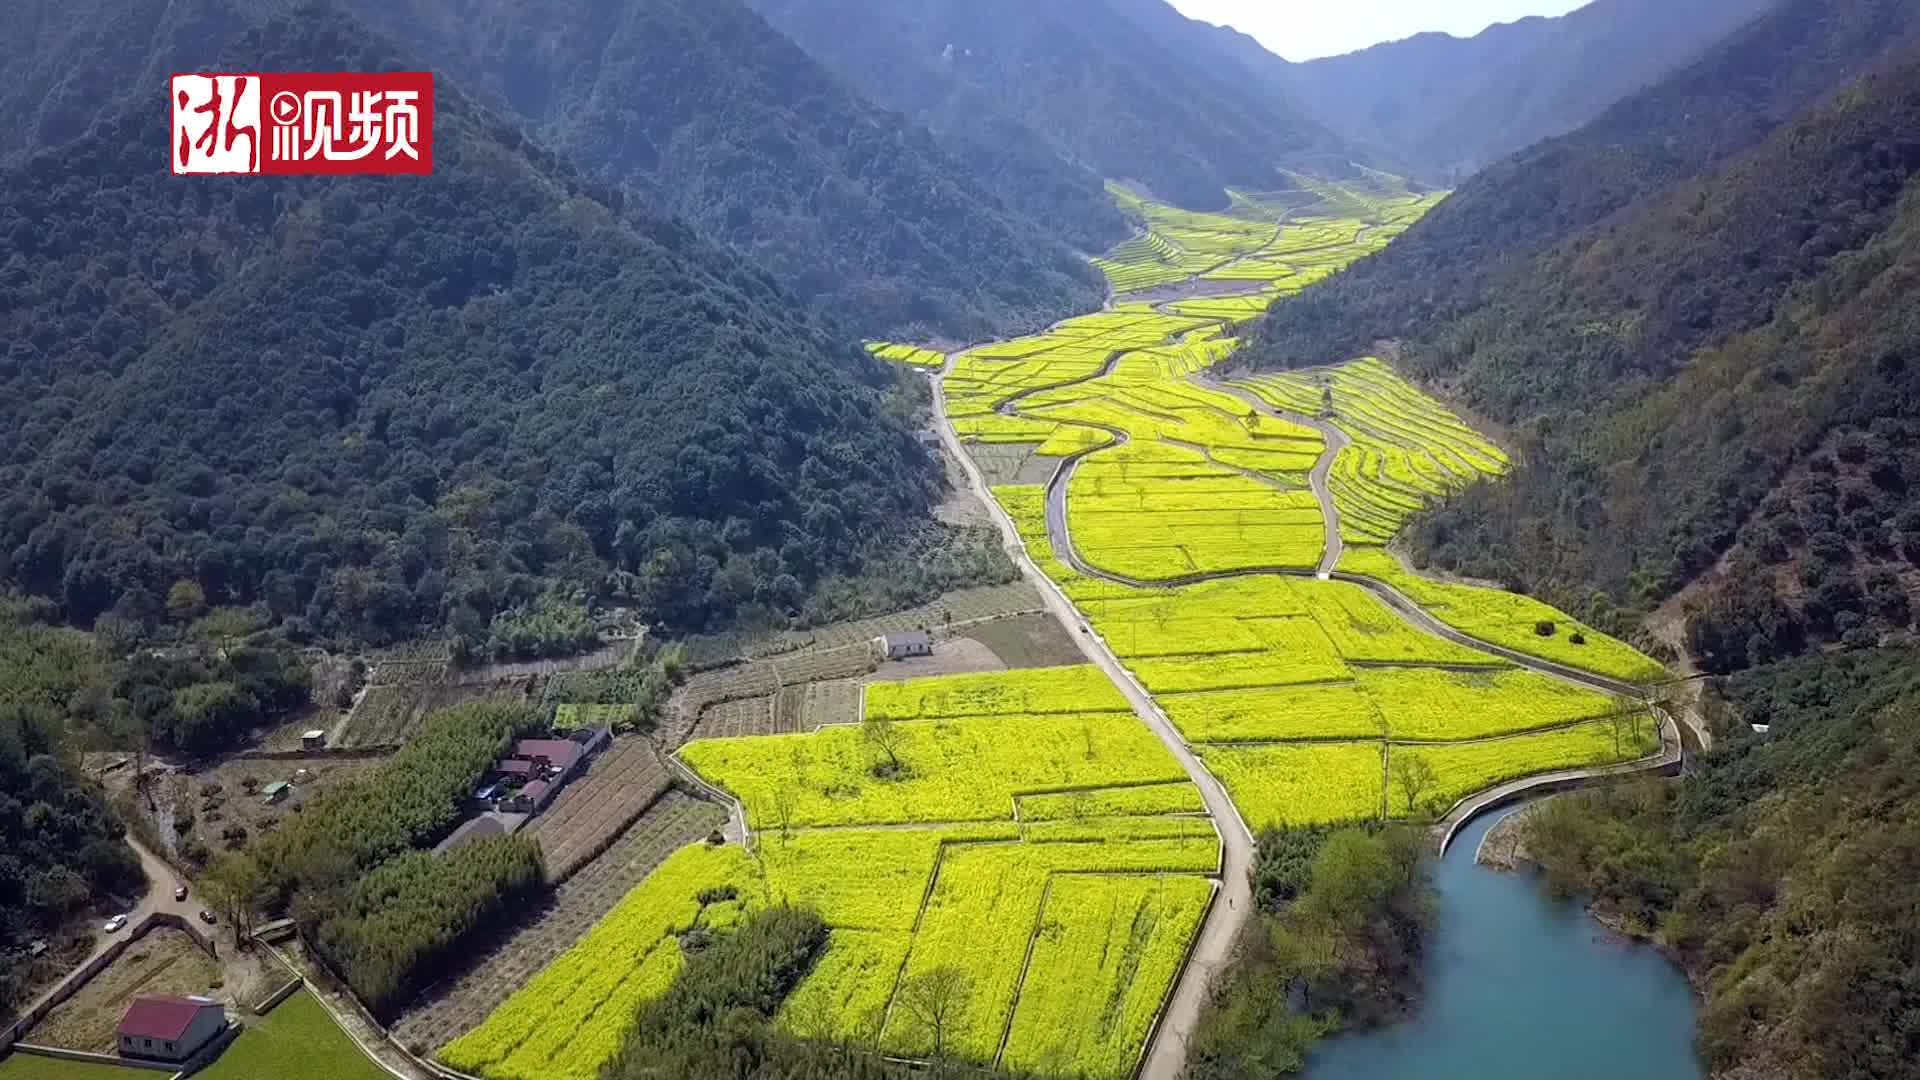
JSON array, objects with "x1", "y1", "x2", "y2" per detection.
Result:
[
  {"x1": 932, "y1": 378, "x2": 1254, "y2": 1080},
  {"x1": 14, "y1": 837, "x2": 204, "y2": 1025}
]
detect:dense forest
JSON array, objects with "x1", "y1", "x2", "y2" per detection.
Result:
[
  {"x1": 331, "y1": 0, "x2": 1106, "y2": 342},
  {"x1": 1245, "y1": 0, "x2": 1920, "y2": 670},
  {"x1": 747, "y1": 0, "x2": 1362, "y2": 212},
  {"x1": 0, "y1": 1, "x2": 963, "y2": 651},
  {"x1": 0, "y1": 597, "x2": 145, "y2": 1015},
  {"x1": 1523, "y1": 649, "x2": 1920, "y2": 1080},
  {"x1": 1186, "y1": 826, "x2": 1431, "y2": 1079}
]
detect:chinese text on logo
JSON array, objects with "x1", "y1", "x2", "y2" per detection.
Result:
[{"x1": 171, "y1": 72, "x2": 434, "y2": 175}]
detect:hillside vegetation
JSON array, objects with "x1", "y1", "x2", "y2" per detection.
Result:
[
  {"x1": 747, "y1": 0, "x2": 1364, "y2": 212},
  {"x1": 1524, "y1": 649, "x2": 1920, "y2": 1080},
  {"x1": 1245, "y1": 0, "x2": 1920, "y2": 669},
  {"x1": 0, "y1": 1, "x2": 952, "y2": 648},
  {"x1": 1275, "y1": 0, "x2": 1775, "y2": 182},
  {"x1": 333, "y1": 0, "x2": 1105, "y2": 341}
]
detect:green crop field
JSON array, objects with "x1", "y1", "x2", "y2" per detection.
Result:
[{"x1": 197, "y1": 992, "x2": 390, "y2": 1080}]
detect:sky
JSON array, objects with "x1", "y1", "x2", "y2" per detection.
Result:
[{"x1": 1164, "y1": 0, "x2": 1593, "y2": 62}]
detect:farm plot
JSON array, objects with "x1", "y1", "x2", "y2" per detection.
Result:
[
  {"x1": 694, "y1": 694, "x2": 777, "y2": 738},
  {"x1": 864, "y1": 664, "x2": 1128, "y2": 719},
  {"x1": 679, "y1": 708, "x2": 1184, "y2": 828},
  {"x1": 865, "y1": 341, "x2": 945, "y2": 368},
  {"x1": 1337, "y1": 546, "x2": 1667, "y2": 683},
  {"x1": 1017, "y1": 781, "x2": 1205, "y2": 821},
  {"x1": 1000, "y1": 874, "x2": 1214, "y2": 1078},
  {"x1": 445, "y1": 821, "x2": 1213, "y2": 1080},
  {"x1": 340, "y1": 682, "x2": 530, "y2": 747},
  {"x1": 1161, "y1": 683, "x2": 1384, "y2": 743},
  {"x1": 1357, "y1": 668, "x2": 1629, "y2": 741},
  {"x1": 1389, "y1": 719, "x2": 1661, "y2": 815},
  {"x1": 1297, "y1": 579, "x2": 1509, "y2": 667},
  {"x1": 960, "y1": 613, "x2": 1086, "y2": 668},
  {"x1": 391, "y1": 793, "x2": 724, "y2": 1055},
  {"x1": 26, "y1": 928, "x2": 223, "y2": 1052},
  {"x1": 526, "y1": 738, "x2": 673, "y2": 881},
  {"x1": 1196, "y1": 742, "x2": 1385, "y2": 830},
  {"x1": 197, "y1": 991, "x2": 390, "y2": 1080},
  {"x1": 883, "y1": 838, "x2": 1218, "y2": 1063}
]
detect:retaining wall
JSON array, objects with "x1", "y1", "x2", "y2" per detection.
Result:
[{"x1": 6, "y1": 1043, "x2": 177, "y2": 1071}]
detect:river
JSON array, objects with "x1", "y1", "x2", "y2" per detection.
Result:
[{"x1": 1304, "y1": 804, "x2": 1702, "y2": 1080}]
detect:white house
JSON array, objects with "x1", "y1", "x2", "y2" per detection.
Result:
[{"x1": 874, "y1": 631, "x2": 933, "y2": 660}]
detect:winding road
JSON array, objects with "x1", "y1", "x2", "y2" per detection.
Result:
[{"x1": 932, "y1": 224, "x2": 1673, "y2": 1080}]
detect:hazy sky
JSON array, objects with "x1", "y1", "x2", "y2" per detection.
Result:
[{"x1": 1165, "y1": 0, "x2": 1592, "y2": 61}]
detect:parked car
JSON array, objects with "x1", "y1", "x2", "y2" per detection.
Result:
[
  {"x1": 104, "y1": 914, "x2": 128, "y2": 933},
  {"x1": 174, "y1": 884, "x2": 189, "y2": 902},
  {"x1": 197, "y1": 910, "x2": 216, "y2": 925}
]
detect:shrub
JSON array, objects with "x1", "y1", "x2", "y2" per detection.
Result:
[{"x1": 1534, "y1": 620, "x2": 1557, "y2": 637}]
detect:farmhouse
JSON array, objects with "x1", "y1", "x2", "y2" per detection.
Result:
[
  {"x1": 118, "y1": 995, "x2": 227, "y2": 1062},
  {"x1": 874, "y1": 630, "x2": 933, "y2": 661}
]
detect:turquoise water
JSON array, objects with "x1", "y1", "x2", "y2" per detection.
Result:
[{"x1": 1304, "y1": 805, "x2": 1703, "y2": 1080}]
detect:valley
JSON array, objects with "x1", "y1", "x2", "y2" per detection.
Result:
[
  {"x1": 413, "y1": 178, "x2": 1673, "y2": 1080},
  {"x1": 7, "y1": 3, "x2": 1920, "y2": 1080}
]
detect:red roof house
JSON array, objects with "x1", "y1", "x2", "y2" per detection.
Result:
[
  {"x1": 118, "y1": 995, "x2": 227, "y2": 1062},
  {"x1": 511, "y1": 739, "x2": 585, "y2": 775}
]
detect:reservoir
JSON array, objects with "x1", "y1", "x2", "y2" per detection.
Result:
[{"x1": 1305, "y1": 803, "x2": 1703, "y2": 1080}]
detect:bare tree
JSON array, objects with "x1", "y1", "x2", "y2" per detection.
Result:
[
  {"x1": 899, "y1": 966, "x2": 971, "y2": 1061},
  {"x1": 1390, "y1": 752, "x2": 1436, "y2": 818},
  {"x1": 862, "y1": 715, "x2": 906, "y2": 774},
  {"x1": 771, "y1": 786, "x2": 796, "y2": 846}
]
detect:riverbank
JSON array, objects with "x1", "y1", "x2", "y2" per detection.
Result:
[{"x1": 1303, "y1": 804, "x2": 1702, "y2": 1080}]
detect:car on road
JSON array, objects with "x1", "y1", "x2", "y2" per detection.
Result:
[
  {"x1": 174, "y1": 884, "x2": 189, "y2": 901},
  {"x1": 104, "y1": 914, "x2": 128, "y2": 933},
  {"x1": 197, "y1": 909, "x2": 216, "y2": 925}
]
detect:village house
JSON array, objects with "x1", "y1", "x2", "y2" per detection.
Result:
[
  {"x1": 874, "y1": 630, "x2": 933, "y2": 661},
  {"x1": 117, "y1": 995, "x2": 227, "y2": 1062}
]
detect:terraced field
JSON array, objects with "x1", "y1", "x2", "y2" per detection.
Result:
[{"x1": 934, "y1": 181, "x2": 1667, "y2": 840}]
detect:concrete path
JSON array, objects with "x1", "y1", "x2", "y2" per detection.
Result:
[{"x1": 933, "y1": 377, "x2": 1254, "y2": 1080}]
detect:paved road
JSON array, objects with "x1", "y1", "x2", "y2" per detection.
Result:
[{"x1": 932, "y1": 373, "x2": 1254, "y2": 1080}]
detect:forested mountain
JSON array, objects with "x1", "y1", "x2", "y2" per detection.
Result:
[
  {"x1": 1274, "y1": 0, "x2": 1776, "y2": 182},
  {"x1": 0, "y1": 0, "x2": 945, "y2": 647},
  {"x1": 327, "y1": 0, "x2": 1104, "y2": 341},
  {"x1": 746, "y1": 0, "x2": 1364, "y2": 211},
  {"x1": 1525, "y1": 649, "x2": 1920, "y2": 1079},
  {"x1": 1246, "y1": 0, "x2": 1920, "y2": 671}
]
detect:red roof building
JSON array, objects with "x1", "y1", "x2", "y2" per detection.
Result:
[
  {"x1": 493, "y1": 758, "x2": 536, "y2": 778},
  {"x1": 511, "y1": 739, "x2": 585, "y2": 774},
  {"x1": 118, "y1": 995, "x2": 227, "y2": 1062}
]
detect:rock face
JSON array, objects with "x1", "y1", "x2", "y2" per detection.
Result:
[{"x1": 1474, "y1": 801, "x2": 1544, "y2": 872}]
